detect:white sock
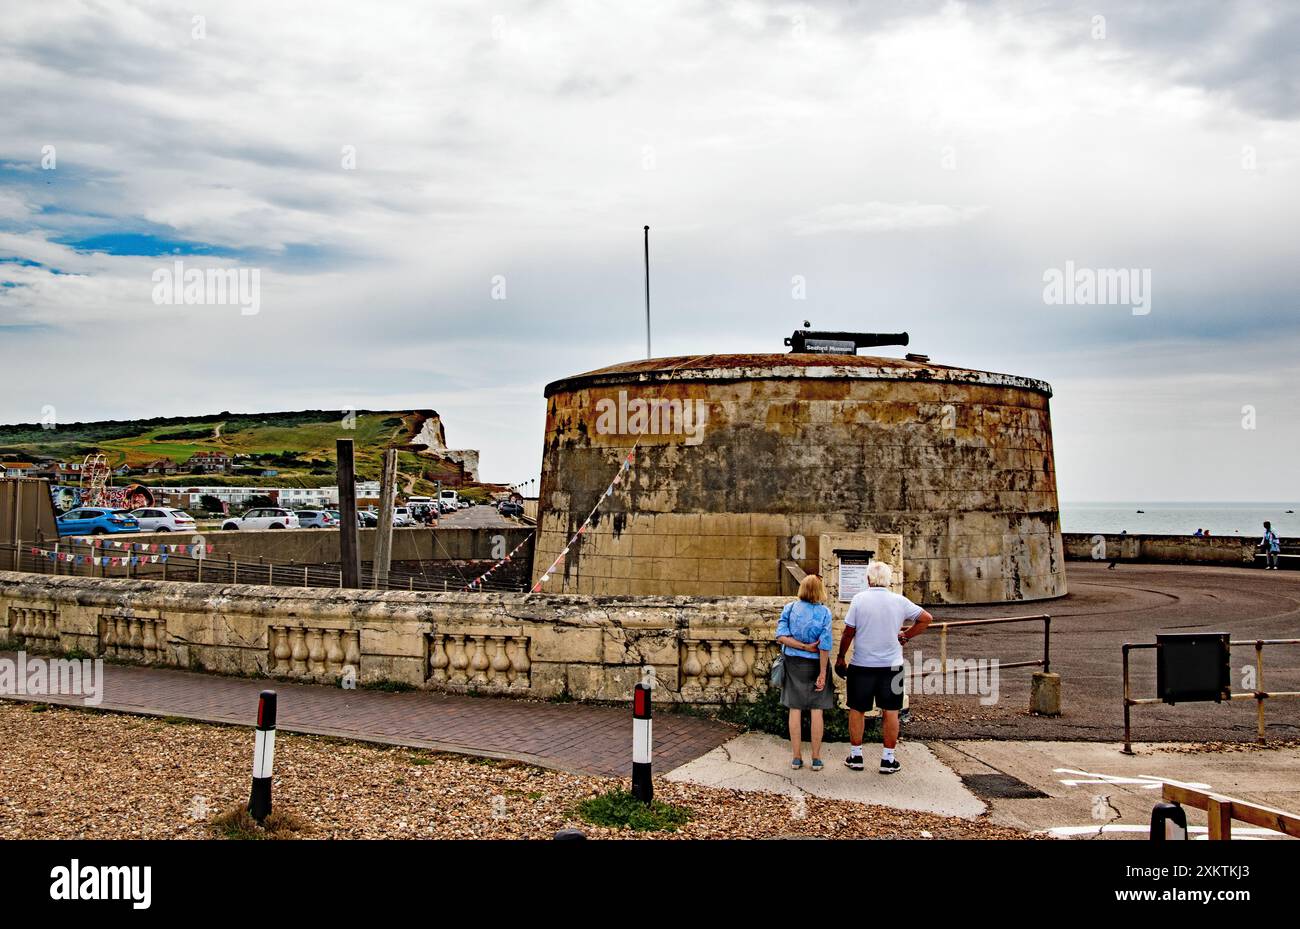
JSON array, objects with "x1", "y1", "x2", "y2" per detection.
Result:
[
  {"x1": 850, "y1": 745, "x2": 862, "y2": 758},
  {"x1": 882, "y1": 747, "x2": 896, "y2": 762}
]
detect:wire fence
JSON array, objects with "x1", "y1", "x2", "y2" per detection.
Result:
[{"x1": 0, "y1": 539, "x2": 532, "y2": 593}]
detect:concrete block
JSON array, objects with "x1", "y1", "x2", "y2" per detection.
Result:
[{"x1": 1030, "y1": 671, "x2": 1061, "y2": 716}]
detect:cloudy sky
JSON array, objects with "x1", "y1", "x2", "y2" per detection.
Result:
[{"x1": 1, "y1": 0, "x2": 1296, "y2": 502}]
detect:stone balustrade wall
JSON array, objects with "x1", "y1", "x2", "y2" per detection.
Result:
[{"x1": 0, "y1": 570, "x2": 799, "y2": 702}]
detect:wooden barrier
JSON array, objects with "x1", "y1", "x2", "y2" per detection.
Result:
[{"x1": 1161, "y1": 783, "x2": 1300, "y2": 840}]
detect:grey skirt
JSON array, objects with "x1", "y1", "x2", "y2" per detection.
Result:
[{"x1": 780, "y1": 654, "x2": 835, "y2": 710}]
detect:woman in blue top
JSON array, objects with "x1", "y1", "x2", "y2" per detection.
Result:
[{"x1": 775, "y1": 574, "x2": 834, "y2": 771}]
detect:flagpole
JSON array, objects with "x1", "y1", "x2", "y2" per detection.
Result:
[{"x1": 643, "y1": 225, "x2": 651, "y2": 359}]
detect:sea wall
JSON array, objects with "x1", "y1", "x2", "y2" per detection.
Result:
[{"x1": 1062, "y1": 533, "x2": 1292, "y2": 567}]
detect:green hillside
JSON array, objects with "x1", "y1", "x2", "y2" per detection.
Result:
[{"x1": 0, "y1": 410, "x2": 468, "y2": 496}]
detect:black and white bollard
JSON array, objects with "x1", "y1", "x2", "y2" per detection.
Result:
[
  {"x1": 1149, "y1": 801, "x2": 1188, "y2": 841},
  {"x1": 248, "y1": 689, "x2": 277, "y2": 823},
  {"x1": 631, "y1": 682, "x2": 653, "y2": 803}
]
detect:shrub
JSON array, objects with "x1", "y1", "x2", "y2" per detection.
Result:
[
  {"x1": 716, "y1": 686, "x2": 881, "y2": 743},
  {"x1": 576, "y1": 789, "x2": 690, "y2": 832}
]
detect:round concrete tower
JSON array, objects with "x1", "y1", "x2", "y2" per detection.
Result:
[{"x1": 533, "y1": 352, "x2": 1064, "y2": 604}]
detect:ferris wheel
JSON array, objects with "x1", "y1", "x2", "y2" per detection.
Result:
[{"x1": 80, "y1": 453, "x2": 111, "y2": 506}]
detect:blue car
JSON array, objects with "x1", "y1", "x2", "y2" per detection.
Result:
[{"x1": 56, "y1": 507, "x2": 140, "y2": 536}]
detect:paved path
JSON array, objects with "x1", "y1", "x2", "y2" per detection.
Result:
[
  {"x1": 668, "y1": 731, "x2": 1299, "y2": 838},
  {"x1": 931, "y1": 739, "x2": 1300, "y2": 839},
  {"x1": 667, "y1": 732, "x2": 986, "y2": 818},
  {"x1": 0, "y1": 656, "x2": 735, "y2": 778}
]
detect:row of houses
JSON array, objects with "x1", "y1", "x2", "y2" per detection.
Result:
[
  {"x1": 3, "y1": 451, "x2": 264, "y2": 480},
  {"x1": 159, "y1": 482, "x2": 383, "y2": 510}
]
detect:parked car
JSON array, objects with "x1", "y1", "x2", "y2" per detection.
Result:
[
  {"x1": 221, "y1": 507, "x2": 300, "y2": 530},
  {"x1": 356, "y1": 510, "x2": 378, "y2": 528},
  {"x1": 295, "y1": 509, "x2": 338, "y2": 529},
  {"x1": 56, "y1": 508, "x2": 140, "y2": 536},
  {"x1": 393, "y1": 506, "x2": 414, "y2": 527},
  {"x1": 130, "y1": 507, "x2": 197, "y2": 532},
  {"x1": 498, "y1": 501, "x2": 524, "y2": 518},
  {"x1": 438, "y1": 500, "x2": 457, "y2": 514}
]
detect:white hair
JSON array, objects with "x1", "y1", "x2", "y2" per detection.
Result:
[{"x1": 866, "y1": 561, "x2": 893, "y2": 588}]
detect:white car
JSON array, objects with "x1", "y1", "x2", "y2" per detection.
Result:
[
  {"x1": 222, "y1": 507, "x2": 300, "y2": 530},
  {"x1": 393, "y1": 506, "x2": 415, "y2": 527},
  {"x1": 130, "y1": 507, "x2": 197, "y2": 532}
]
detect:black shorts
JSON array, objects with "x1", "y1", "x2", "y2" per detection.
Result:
[{"x1": 846, "y1": 665, "x2": 905, "y2": 713}]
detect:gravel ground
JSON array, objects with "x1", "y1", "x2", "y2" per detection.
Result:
[{"x1": 0, "y1": 701, "x2": 1028, "y2": 840}]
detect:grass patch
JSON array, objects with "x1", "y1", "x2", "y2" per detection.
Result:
[
  {"x1": 210, "y1": 805, "x2": 311, "y2": 840},
  {"x1": 576, "y1": 789, "x2": 690, "y2": 833},
  {"x1": 407, "y1": 755, "x2": 437, "y2": 766}
]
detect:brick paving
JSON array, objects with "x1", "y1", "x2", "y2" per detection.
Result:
[{"x1": 0, "y1": 656, "x2": 737, "y2": 777}]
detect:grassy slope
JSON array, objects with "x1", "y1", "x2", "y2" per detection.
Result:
[{"x1": 0, "y1": 411, "x2": 463, "y2": 494}]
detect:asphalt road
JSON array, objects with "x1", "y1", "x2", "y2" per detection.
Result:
[
  {"x1": 432, "y1": 504, "x2": 527, "y2": 530},
  {"x1": 904, "y1": 561, "x2": 1300, "y2": 743}
]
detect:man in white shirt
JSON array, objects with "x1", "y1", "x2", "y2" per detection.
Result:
[{"x1": 834, "y1": 561, "x2": 932, "y2": 774}]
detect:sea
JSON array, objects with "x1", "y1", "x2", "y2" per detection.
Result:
[{"x1": 1060, "y1": 502, "x2": 1299, "y2": 538}]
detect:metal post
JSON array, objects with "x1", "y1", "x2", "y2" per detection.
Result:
[
  {"x1": 1122, "y1": 644, "x2": 1133, "y2": 755},
  {"x1": 643, "y1": 225, "x2": 651, "y2": 359},
  {"x1": 1256, "y1": 641, "x2": 1266, "y2": 743},
  {"x1": 1043, "y1": 616, "x2": 1051, "y2": 675},
  {"x1": 939, "y1": 624, "x2": 948, "y2": 679}
]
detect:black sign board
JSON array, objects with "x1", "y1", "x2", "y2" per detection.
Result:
[{"x1": 1156, "y1": 632, "x2": 1231, "y2": 705}]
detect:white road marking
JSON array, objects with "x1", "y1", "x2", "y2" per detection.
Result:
[
  {"x1": 1053, "y1": 768, "x2": 1211, "y2": 791},
  {"x1": 1042, "y1": 824, "x2": 1277, "y2": 839}
]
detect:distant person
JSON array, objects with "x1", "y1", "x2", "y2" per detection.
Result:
[
  {"x1": 1261, "y1": 521, "x2": 1281, "y2": 570},
  {"x1": 774, "y1": 574, "x2": 834, "y2": 771},
  {"x1": 1193, "y1": 528, "x2": 1204, "y2": 538},
  {"x1": 834, "y1": 562, "x2": 932, "y2": 775},
  {"x1": 1108, "y1": 529, "x2": 1127, "y2": 570}
]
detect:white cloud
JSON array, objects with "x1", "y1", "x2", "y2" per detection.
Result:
[
  {"x1": 0, "y1": 0, "x2": 1296, "y2": 498},
  {"x1": 791, "y1": 201, "x2": 984, "y2": 236}
]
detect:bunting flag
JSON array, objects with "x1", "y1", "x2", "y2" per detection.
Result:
[
  {"x1": 461, "y1": 532, "x2": 535, "y2": 591},
  {"x1": 526, "y1": 355, "x2": 696, "y2": 594},
  {"x1": 530, "y1": 442, "x2": 640, "y2": 593},
  {"x1": 31, "y1": 543, "x2": 199, "y2": 566}
]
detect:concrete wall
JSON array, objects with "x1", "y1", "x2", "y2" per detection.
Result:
[
  {"x1": 0, "y1": 570, "x2": 799, "y2": 703},
  {"x1": 1063, "y1": 532, "x2": 1290, "y2": 567},
  {"x1": 536, "y1": 356, "x2": 1064, "y2": 605}
]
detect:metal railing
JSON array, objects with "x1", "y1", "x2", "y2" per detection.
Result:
[
  {"x1": 1122, "y1": 638, "x2": 1300, "y2": 753},
  {"x1": 926, "y1": 613, "x2": 1052, "y2": 677},
  {"x1": 0, "y1": 540, "x2": 529, "y2": 594}
]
